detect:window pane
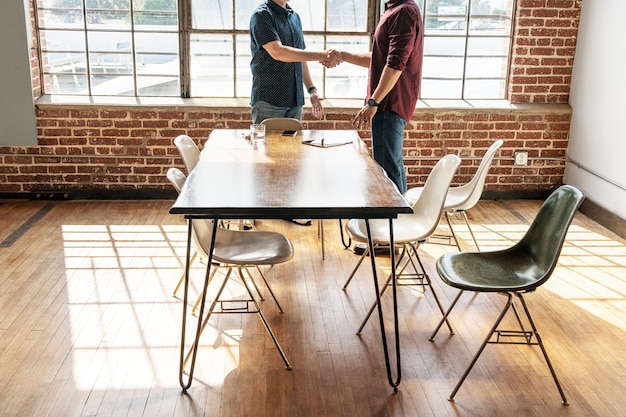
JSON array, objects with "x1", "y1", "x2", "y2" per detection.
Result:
[
  {"x1": 469, "y1": 0, "x2": 513, "y2": 36},
  {"x1": 424, "y1": 36, "x2": 466, "y2": 57},
  {"x1": 420, "y1": 79, "x2": 463, "y2": 99},
  {"x1": 91, "y1": 74, "x2": 135, "y2": 95},
  {"x1": 425, "y1": 1, "x2": 468, "y2": 36},
  {"x1": 192, "y1": 0, "x2": 233, "y2": 29},
  {"x1": 85, "y1": 0, "x2": 131, "y2": 30},
  {"x1": 135, "y1": 32, "x2": 180, "y2": 96},
  {"x1": 422, "y1": 56, "x2": 464, "y2": 79},
  {"x1": 325, "y1": 36, "x2": 369, "y2": 99},
  {"x1": 190, "y1": 34, "x2": 233, "y2": 97},
  {"x1": 134, "y1": 0, "x2": 177, "y2": 29},
  {"x1": 464, "y1": 79, "x2": 505, "y2": 99},
  {"x1": 293, "y1": 0, "x2": 326, "y2": 32},
  {"x1": 327, "y1": 0, "x2": 366, "y2": 32},
  {"x1": 88, "y1": 32, "x2": 134, "y2": 75},
  {"x1": 235, "y1": 0, "x2": 261, "y2": 30},
  {"x1": 37, "y1": 0, "x2": 84, "y2": 29},
  {"x1": 41, "y1": 29, "x2": 88, "y2": 94},
  {"x1": 465, "y1": 56, "x2": 507, "y2": 78}
]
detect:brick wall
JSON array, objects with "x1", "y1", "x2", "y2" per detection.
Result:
[{"x1": 0, "y1": 0, "x2": 581, "y2": 198}]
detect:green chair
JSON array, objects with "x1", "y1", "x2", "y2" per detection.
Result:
[{"x1": 431, "y1": 185, "x2": 584, "y2": 405}]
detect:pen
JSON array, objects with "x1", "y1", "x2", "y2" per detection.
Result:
[{"x1": 321, "y1": 138, "x2": 325, "y2": 147}]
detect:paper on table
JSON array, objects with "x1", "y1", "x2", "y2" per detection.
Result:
[{"x1": 301, "y1": 130, "x2": 357, "y2": 148}]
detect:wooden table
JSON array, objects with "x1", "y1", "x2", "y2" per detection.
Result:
[{"x1": 170, "y1": 129, "x2": 412, "y2": 390}]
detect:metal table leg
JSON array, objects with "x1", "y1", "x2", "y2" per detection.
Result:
[
  {"x1": 365, "y1": 219, "x2": 401, "y2": 389},
  {"x1": 179, "y1": 218, "x2": 218, "y2": 391}
]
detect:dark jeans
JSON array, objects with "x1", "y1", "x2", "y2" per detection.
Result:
[{"x1": 371, "y1": 110, "x2": 408, "y2": 193}]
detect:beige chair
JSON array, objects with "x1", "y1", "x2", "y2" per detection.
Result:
[
  {"x1": 261, "y1": 117, "x2": 305, "y2": 131},
  {"x1": 173, "y1": 134, "x2": 200, "y2": 175},
  {"x1": 343, "y1": 154, "x2": 462, "y2": 334},
  {"x1": 404, "y1": 139, "x2": 503, "y2": 251},
  {"x1": 167, "y1": 167, "x2": 294, "y2": 369}
]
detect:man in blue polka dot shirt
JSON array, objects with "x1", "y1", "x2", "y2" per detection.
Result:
[{"x1": 250, "y1": 0, "x2": 341, "y2": 124}]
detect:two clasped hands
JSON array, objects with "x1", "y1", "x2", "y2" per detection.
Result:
[{"x1": 316, "y1": 49, "x2": 376, "y2": 130}]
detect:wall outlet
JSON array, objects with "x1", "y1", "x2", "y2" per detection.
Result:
[{"x1": 514, "y1": 151, "x2": 529, "y2": 165}]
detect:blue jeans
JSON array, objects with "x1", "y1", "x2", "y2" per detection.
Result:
[
  {"x1": 251, "y1": 101, "x2": 302, "y2": 124},
  {"x1": 371, "y1": 110, "x2": 408, "y2": 193}
]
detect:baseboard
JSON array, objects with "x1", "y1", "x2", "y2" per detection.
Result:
[{"x1": 578, "y1": 199, "x2": 626, "y2": 240}]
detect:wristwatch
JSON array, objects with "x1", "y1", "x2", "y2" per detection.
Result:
[{"x1": 367, "y1": 98, "x2": 381, "y2": 107}]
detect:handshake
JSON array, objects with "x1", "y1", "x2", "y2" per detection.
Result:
[{"x1": 319, "y1": 49, "x2": 343, "y2": 69}]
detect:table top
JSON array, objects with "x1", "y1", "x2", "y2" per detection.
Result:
[{"x1": 169, "y1": 129, "x2": 412, "y2": 219}]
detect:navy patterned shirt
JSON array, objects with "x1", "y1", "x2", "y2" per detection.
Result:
[{"x1": 250, "y1": 1, "x2": 306, "y2": 107}]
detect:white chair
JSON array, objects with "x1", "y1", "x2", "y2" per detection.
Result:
[
  {"x1": 167, "y1": 168, "x2": 294, "y2": 369},
  {"x1": 404, "y1": 139, "x2": 503, "y2": 251},
  {"x1": 342, "y1": 154, "x2": 462, "y2": 334},
  {"x1": 261, "y1": 117, "x2": 305, "y2": 131},
  {"x1": 173, "y1": 134, "x2": 200, "y2": 175}
]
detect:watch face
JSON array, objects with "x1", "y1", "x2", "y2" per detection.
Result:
[{"x1": 368, "y1": 98, "x2": 379, "y2": 107}]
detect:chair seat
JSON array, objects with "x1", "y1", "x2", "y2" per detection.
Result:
[
  {"x1": 436, "y1": 250, "x2": 546, "y2": 292},
  {"x1": 213, "y1": 229, "x2": 294, "y2": 265},
  {"x1": 404, "y1": 185, "x2": 468, "y2": 209},
  {"x1": 346, "y1": 216, "x2": 436, "y2": 245}
]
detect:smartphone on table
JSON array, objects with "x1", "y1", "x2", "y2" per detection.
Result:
[{"x1": 281, "y1": 130, "x2": 297, "y2": 137}]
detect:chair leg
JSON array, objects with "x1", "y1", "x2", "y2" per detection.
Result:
[
  {"x1": 191, "y1": 265, "x2": 221, "y2": 315},
  {"x1": 515, "y1": 293, "x2": 569, "y2": 405},
  {"x1": 342, "y1": 245, "x2": 370, "y2": 290},
  {"x1": 245, "y1": 265, "x2": 283, "y2": 312},
  {"x1": 173, "y1": 251, "x2": 197, "y2": 297},
  {"x1": 444, "y1": 211, "x2": 462, "y2": 251},
  {"x1": 460, "y1": 210, "x2": 480, "y2": 251},
  {"x1": 429, "y1": 289, "x2": 464, "y2": 341},
  {"x1": 449, "y1": 293, "x2": 514, "y2": 402},
  {"x1": 409, "y1": 242, "x2": 454, "y2": 335},
  {"x1": 236, "y1": 268, "x2": 292, "y2": 370}
]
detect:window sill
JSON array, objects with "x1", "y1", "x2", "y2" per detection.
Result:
[{"x1": 35, "y1": 95, "x2": 570, "y2": 112}]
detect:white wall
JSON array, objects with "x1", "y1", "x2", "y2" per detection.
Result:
[
  {"x1": 0, "y1": 2, "x2": 37, "y2": 146},
  {"x1": 565, "y1": 0, "x2": 626, "y2": 220}
]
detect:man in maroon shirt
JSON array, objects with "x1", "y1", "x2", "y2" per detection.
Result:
[{"x1": 331, "y1": 0, "x2": 423, "y2": 192}]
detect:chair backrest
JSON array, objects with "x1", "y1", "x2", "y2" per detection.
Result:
[
  {"x1": 453, "y1": 139, "x2": 503, "y2": 211},
  {"x1": 512, "y1": 185, "x2": 584, "y2": 288},
  {"x1": 174, "y1": 134, "x2": 200, "y2": 174},
  {"x1": 261, "y1": 118, "x2": 304, "y2": 131},
  {"x1": 408, "y1": 154, "x2": 461, "y2": 236}
]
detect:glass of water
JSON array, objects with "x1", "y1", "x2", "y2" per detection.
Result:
[{"x1": 250, "y1": 124, "x2": 266, "y2": 145}]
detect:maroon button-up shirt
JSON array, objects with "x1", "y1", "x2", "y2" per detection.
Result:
[{"x1": 369, "y1": 0, "x2": 424, "y2": 122}]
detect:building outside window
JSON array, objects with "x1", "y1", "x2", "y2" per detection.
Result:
[{"x1": 35, "y1": 0, "x2": 515, "y2": 100}]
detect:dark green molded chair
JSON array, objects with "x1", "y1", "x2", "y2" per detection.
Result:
[{"x1": 430, "y1": 185, "x2": 584, "y2": 405}]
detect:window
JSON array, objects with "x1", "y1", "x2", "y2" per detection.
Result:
[{"x1": 35, "y1": 0, "x2": 515, "y2": 100}]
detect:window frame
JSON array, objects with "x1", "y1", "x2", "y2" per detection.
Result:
[{"x1": 34, "y1": 0, "x2": 516, "y2": 100}]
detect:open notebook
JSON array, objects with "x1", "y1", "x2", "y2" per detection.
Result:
[{"x1": 301, "y1": 130, "x2": 359, "y2": 148}]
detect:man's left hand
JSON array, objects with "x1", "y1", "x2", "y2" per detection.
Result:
[
  {"x1": 352, "y1": 104, "x2": 377, "y2": 130},
  {"x1": 311, "y1": 93, "x2": 324, "y2": 119}
]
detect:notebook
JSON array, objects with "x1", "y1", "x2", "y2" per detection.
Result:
[{"x1": 301, "y1": 130, "x2": 358, "y2": 148}]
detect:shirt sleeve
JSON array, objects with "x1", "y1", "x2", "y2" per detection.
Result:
[
  {"x1": 250, "y1": 9, "x2": 280, "y2": 47},
  {"x1": 386, "y1": 8, "x2": 419, "y2": 71}
]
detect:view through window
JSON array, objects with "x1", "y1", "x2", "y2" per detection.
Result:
[{"x1": 35, "y1": 0, "x2": 514, "y2": 100}]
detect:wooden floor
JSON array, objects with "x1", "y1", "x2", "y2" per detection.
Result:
[{"x1": 0, "y1": 199, "x2": 624, "y2": 417}]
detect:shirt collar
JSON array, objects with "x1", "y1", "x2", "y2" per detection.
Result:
[{"x1": 268, "y1": 1, "x2": 293, "y2": 15}]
